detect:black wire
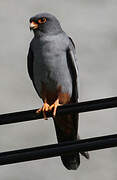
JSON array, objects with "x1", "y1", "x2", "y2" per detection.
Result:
[
  {"x1": 0, "y1": 96, "x2": 117, "y2": 125},
  {"x1": 0, "y1": 134, "x2": 117, "y2": 165},
  {"x1": 0, "y1": 96, "x2": 117, "y2": 165}
]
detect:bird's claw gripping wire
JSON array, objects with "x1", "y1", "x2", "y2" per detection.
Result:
[
  {"x1": 36, "y1": 99, "x2": 62, "y2": 119},
  {"x1": 36, "y1": 101, "x2": 50, "y2": 120},
  {"x1": 49, "y1": 99, "x2": 62, "y2": 117}
]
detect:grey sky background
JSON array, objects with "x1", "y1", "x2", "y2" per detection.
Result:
[{"x1": 0, "y1": 0, "x2": 117, "y2": 179}]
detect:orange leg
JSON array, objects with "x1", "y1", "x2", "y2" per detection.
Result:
[
  {"x1": 49, "y1": 99, "x2": 62, "y2": 117},
  {"x1": 36, "y1": 100, "x2": 50, "y2": 120}
]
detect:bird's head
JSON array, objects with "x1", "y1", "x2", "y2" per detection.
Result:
[{"x1": 29, "y1": 13, "x2": 63, "y2": 36}]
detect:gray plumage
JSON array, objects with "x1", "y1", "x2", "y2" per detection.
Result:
[
  {"x1": 31, "y1": 32, "x2": 73, "y2": 98},
  {"x1": 27, "y1": 13, "x2": 89, "y2": 170}
]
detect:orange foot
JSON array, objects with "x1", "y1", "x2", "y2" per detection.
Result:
[
  {"x1": 49, "y1": 99, "x2": 62, "y2": 117},
  {"x1": 36, "y1": 102, "x2": 50, "y2": 120}
]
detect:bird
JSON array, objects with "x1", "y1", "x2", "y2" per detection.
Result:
[{"x1": 27, "y1": 12, "x2": 89, "y2": 170}]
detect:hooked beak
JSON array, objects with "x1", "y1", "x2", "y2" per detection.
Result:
[{"x1": 30, "y1": 22, "x2": 38, "y2": 30}]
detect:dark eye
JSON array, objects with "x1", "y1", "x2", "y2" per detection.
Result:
[{"x1": 38, "y1": 17, "x2": 47, "y2": 24}]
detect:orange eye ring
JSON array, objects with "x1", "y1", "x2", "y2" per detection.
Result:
[{"x1": 38, "y1": 17, "x2": 47, "y2": 24}]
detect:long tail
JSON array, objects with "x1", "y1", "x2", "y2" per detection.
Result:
[{"x1": 54, "y1": 113, "x2": 80, "y2": 170}]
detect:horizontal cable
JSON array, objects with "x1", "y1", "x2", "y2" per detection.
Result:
[
  {"x1": 0, "y1": 96, "x2": 117, "y2": 125},
  {"x1": 0, "y1": 134, "x2": 117, "y2": 165}
]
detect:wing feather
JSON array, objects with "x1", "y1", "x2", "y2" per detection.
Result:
[
  {"x1": 67, "y1": 37, "x2": 79, "y2": 102},
  {"x1": 27, "y1": 45, "x2": 34, "y2": 81}
]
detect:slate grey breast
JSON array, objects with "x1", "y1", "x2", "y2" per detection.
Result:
[{"x1": 27, "y1": 13, "x2": 89, "y2": 170}]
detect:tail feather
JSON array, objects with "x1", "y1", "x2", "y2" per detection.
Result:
[
  {"x1": 53, "y1": 113, "x2": 80, "y2": 170},
  {"x1": 61, "y1": 152, "x2": 80, "y2": 170}
]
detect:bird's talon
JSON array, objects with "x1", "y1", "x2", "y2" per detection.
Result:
[
  {"x1": 49, "y1": 99, "x2": 62, "y2": 117},
  {"x1": 36, "y1": 108, "x2": 42, "y2": 113},
  {"x1": 36, "y1": 102, "x2": 50, "y2": 120}
]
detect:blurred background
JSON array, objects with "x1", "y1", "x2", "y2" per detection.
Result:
[{"x1": 0, "y1": 0, "x2": 117, "y2": 179}]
